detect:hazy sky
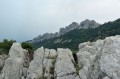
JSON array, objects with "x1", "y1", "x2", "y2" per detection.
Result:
[{"x1": 0, "y1": 0, "x2": 120, "y2": 42}]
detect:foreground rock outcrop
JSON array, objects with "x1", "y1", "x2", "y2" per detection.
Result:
[
  {"x1": 27, "y1": 47, "x2": 44, "y2": 79},
  {"x1": 0, "y1": 43, "x2": 29, "y2": 79},
  {"x1": 77, "y1": 35, "x2": 120, "y2": 79},
  {"x1": 1, "y1": 35, "x2": 120, "y2": 79},
  {"x1": 54, "y1": 48, "x2": 80, "y2": 79},
  {"x1": 27, "y1": 47, "x2": 79, "y2": 79}
]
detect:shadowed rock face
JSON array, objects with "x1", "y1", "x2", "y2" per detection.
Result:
[
  {"x1": 0, "y1": 54, "x2": 7, "y2": 71},
  {"x1": 1, "y1": 35, "x2": 120, "y2": 79},
  {"x1": 59, "y1": 22, "x2": 79, "y2": 35},
  {"x1": 79, "y1": 19, "x2": 100, "y2": 29}
]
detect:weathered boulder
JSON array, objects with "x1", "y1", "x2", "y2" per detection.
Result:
[
  {"x1": 0, "y1": 43, "x2": 28, "y2": 79},
  {"x1": 54, "y1": 48, "x2": 80, "y2": 79},
  {"x1": 77, "y1": 35, "x2": 120, "y2": 79},
  {"x1": 43, "y1": 49, "x2": 57, "y2": 79},
  {"x1": 27, "y1": 47, "x2": 57, "y2": 79},
  {"x1": 27, "y1": 47, "x2": 44, "y2": 79}
]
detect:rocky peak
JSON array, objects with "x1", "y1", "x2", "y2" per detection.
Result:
[
  {"x1": 30, "y1": 32, "x2": 59, "y2": 43},
  {"x1": 79, "y1": 19, "x2": 100, "y2": 29},
  {"x1": 59, "y1": 22, "x2": 79, "y2": 35}
]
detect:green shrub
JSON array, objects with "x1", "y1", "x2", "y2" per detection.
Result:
[
  {"x1": 21, "y1": 42, "x2": 33, "y2": 50},
  {"x1": 21, "y1": 42, "x2": 34, "y2": 61},
  {"x1": 0, "y1": 39, "x2": 16, "y2": 54}
]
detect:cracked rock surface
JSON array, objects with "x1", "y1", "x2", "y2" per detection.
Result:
[
  {"x1": 54, "y1": 48, "x2": 80, "y2": 79},
  {"x1": 27, "y1": 47, "x2": 45, "y2": 79},
  {"x1": 0, "y1": 43, "x2": 29, "y2": 79},
  {"x1": 77, "y1": 35, "x2": 120, "y2": 79}
]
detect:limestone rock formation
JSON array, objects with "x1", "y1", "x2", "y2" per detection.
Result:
[
  {"x1": 27, "y1": 47, "x2": 45, "y2": 79},
  {"x1": 27, "y1": 47, "x2": 58, "y2": 79},
  {"x1": 43, "y1": 49, "x2": 57, "y2": 79},
  {"x1": 0, "y1": 43, "x2": 29, "y2": 79},
  {"x1": 54, "y1": 48, "x2": 80, "y2": 79},
  {"x1": 77, "y1": 35, "x2": 120, "y2": 79},
  {"x1": 0, "y1": 43, "x2": 79, "y2": 79},
  {"x1": 1, "y1": 35, "x2": 120, "y2": 79}
]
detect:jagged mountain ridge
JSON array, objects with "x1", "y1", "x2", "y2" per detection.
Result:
[
  {"x1": 27, "y1": 19, "x2": 100, "y2": 43},
  {"x1": 32, "y1": 18, "x2": 120, "y2": 51}
]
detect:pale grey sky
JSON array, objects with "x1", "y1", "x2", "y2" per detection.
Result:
[{"x1": 0, "y1": 0, "x2": 120, "y2": 42}]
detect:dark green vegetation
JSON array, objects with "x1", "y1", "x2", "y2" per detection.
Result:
[
  {"x1": 0, "y1": 39, "x2": 16, "y2": 54},
  {"x1": 33, "y1": 18, "x2": 120, "y2": 51},
  {"x1": 0, "y1": 40, "x2": 33, "y2": 55},
  {"x1": 21, "y1": 42, "x2": 34, "y2": 60},
  {"x1": 21, "y1": 42, "x2": 33, "y2": 50}
]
